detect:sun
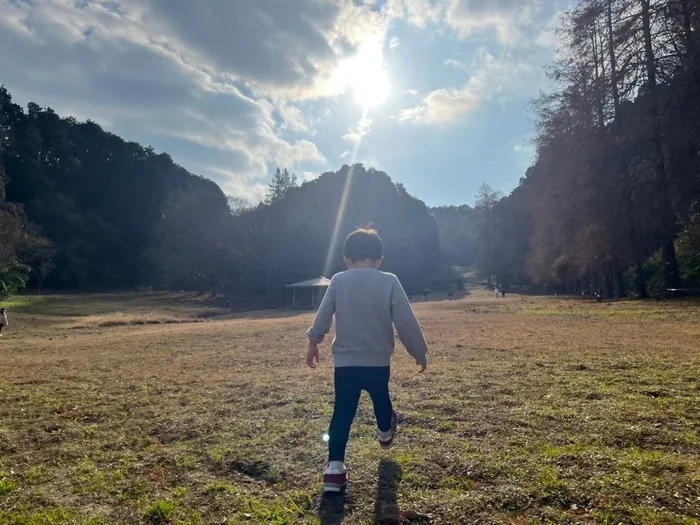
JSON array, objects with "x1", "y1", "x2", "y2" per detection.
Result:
[{"x1": 330, "y1": 39, "x2": 390, "y2": 109}]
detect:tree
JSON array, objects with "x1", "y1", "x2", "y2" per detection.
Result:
[
  {"x1": 0, "y1": 202, "x2": 49, "y2": 297},
  {"x1": 640, "y1": 0, "x2": 682, "y2": 290},
  {"x1": 459, "y1": 0, "x2": 700, "y2": 297},
  {"x1": 0, "y1": 85, "x2": 234, "y2": 291},
  {"x1": 266, "y1": 168, "x2": 298, "y2": 204},
  {"x1": 472, "y1": 183, "x2": 531, "y2": 287},
  {"x1": 431, "y1": 205, "x2": 477, "y2": 267},
  {"x1": 0, "y1": 261, "x2": 31, "y2": 298},
  {"x1": 234, "y1": 164, "x2": 441, "y2": 302},
  {"x1": 228, "y1": 196, "x2": 254, "y2": 216},
  {"x1": 36, "y1": 256, "x2": 55, "y2": 295},
  {"x1": 149, "y1": 187, "x2": 233, "y2": 294},
  {"x1": 474, "y1": 183, "x2": 503, "y2": 210}
]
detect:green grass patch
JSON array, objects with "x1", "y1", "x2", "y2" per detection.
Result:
[
  {"x1": 0, "y1": 507, "x2": 77, "y2": 525},
  {"x1": 143, "y1": 500, "x2": 177, "y2": 524},
  {"x1": 203, "y1": 480, "x2": 237, "y2": 495},
  {"x1": 0, "y1": 478, "x2": 16, "y2": 496},
  {"x1": 0, "y1": 295, "x2": 52, "y2": 310}
]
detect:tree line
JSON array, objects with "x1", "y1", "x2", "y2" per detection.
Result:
[
  {"x1": 460, "y1": 0, "x2": 700, "y2": 297},
  {"x1": 0, "y1": 87, "x2": 452, "y2": 303},
  {"x1": 4, "y1": 0, "x2": 700, "y2": 301}
]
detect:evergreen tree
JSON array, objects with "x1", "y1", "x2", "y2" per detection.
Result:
[{"x1": 266, "y1": 168, "x2": 298, "y2": 204}]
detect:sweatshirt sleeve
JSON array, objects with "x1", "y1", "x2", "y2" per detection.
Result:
[
  {"x1": 306, "y1": 278, "x2": 336, "y2": 344},
  {"x1": 390, "y1": 277, "x2": 428, "y2": 365}
]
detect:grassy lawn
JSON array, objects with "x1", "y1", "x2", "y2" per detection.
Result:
[{"x1": 0, "y1": 292, "x2": 698, "y2": 524}]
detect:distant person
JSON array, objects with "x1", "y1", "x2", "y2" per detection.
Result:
[
  {"x1": 422, "y1": 290, "x2": 428, "y2": 301},
  {"x1": 306, "y1": 228, "x2": 428, "y2": 493},
  {"x1": 501, "y1": 287, "x2": 506, "y2": 298},
  {"x1": 224, "y1": 297, "x2": 230, "y2": 310},
  {"x1": 494, "y1": 286, "x2": 500, "y2": 298},
  {"x1": 447, "y1": 290, "x2": 454, "y2": 301},
  {"x1": 0, "y1": 308, "x2": 7, "y2": 337}
]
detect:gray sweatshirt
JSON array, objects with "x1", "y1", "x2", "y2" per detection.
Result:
[{"x1": 306, "y1": 269, "x2": 428, "y2": 368}]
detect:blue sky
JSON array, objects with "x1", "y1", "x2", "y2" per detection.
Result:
[{"x1": 0, "y1": 0, "x2": 569, "y2": 207}]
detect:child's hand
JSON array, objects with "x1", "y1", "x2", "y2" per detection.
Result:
[
  {"x1": 417, "y1": 361, "x2": 427, "y2": 373},
  {"x1": 306, "y1": 343, "x2": 320, "y2": 369}
]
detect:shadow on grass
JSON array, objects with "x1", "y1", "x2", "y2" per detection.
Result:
[
  {"x1": 318, "y1": 460, "x2": 403, "y2": 525},
  {"x1": 319, "y1": 460, "x2": 431, "y2": 524},
  {"x1": 374, "y1": 459, "x2": 431, "y2": 524},
  {"x1": 374, "y1": 459, "x2": 402, "y2": 524},
  {"x1": 319, "y1": 490, "x2": 347, "y2": 525}
]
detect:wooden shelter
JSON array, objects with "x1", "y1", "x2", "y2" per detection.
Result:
[{"x1": 285, "y1": 277, "x2": 331, "y2": 308}]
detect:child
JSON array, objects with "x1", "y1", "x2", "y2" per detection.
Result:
[
  {"x1": 306, "y1": 228, "x2": 428, "y2": 493},
  {"x1": 0, "y1": 308, "x2": 7, "y2": 337}
]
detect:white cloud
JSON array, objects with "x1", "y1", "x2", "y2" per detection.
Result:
[
  {"x1": 535, "y1": 9, "x2": 565, "y2": 50},
  {"x1": 513, "y1": 133, "x2": 535, "y2": 153},
  {"x1": 340, "y1": 149, "x2": 352, "y2": 159},
  {"x1": 300, "y1": 171, "x2": 320, "y2": 182},
  {"x1": 111, "y1": 0, "x2": 388, "y2": 100},
  {"x1": 384, "y1": 0, "x2": 545, "y2": 45},
  {"x1": 276, "y1": 103, "x2": 309, "y2": 133},
  {"x1": 342, "y1": 118, "x2": 373, "y2": 144},
  {"x1": 446, "y1": 0, "x2": 543, "y2": 45},
  {"x1": 444, "y1": 58, "x2": 468, "y2": 70},
  {"x1": 0, "y1": 0, "x2": 558, "y2": 201},
  {"x1": 0, "y1": 0, "x2": 353, "y2": 200},
  {"x1": 205, "y1": 167, "x2": 268, "y2": 203},
  {"x1": 397, "y1": 49, "x2": 535, "y2": 123},
  {"x1": 384, "y1": 0, "x2": 444, "y2": 27}
]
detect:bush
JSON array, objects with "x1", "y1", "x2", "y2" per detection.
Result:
[
  {"x1": 677, "y1": 206, "x2": 700, "y2": 286},
  {"x1": 642, "y1": 250, "x2": 667, "y2": 297},
  {"x1": 0, "y1": 260, "x2": 31, "y2": 298}
]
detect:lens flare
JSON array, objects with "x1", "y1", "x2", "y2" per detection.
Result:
[{"x1": 323, "y1": 162, "x2": 357, "y2": 277}]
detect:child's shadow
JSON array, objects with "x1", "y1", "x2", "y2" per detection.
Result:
[
  {"x1": 373, "y1": 459, "x2": 402, "y2": 524},
  {"x1": 320, "y1": 460, "x2": 428, "y2": 525},
  {"x1": 319, "y1": 460, "x2": 402, "y2": 525},
  {"x1": 319, "y1": 490, "x2": 347, "y2": 525}
]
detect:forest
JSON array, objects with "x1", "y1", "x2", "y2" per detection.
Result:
[
  {"x1": 439, "y1": 0, "x2": 700, "y2": 298},
  {"x1": 1, "y1": 0, "x2": 700, "y2": 302},
  {"x1": 0, "y1": 87, "x2": 445, "y2": 304}
]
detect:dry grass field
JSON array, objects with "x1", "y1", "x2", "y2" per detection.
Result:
[{"x1": 0, "y1": 291, "x2": 699, "y2": 524}]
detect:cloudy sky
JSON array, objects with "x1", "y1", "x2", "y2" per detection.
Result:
[{"x1": 0, "y1": 0, "x2": 569, "y2": 206}]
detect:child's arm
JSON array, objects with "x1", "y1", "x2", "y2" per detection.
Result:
[
  {"x1": 391, "y1": 277, "x2": 428, "y2": 371},
  {"x1": 305, "y1": 279, "x2": 336, "y2": 368}
]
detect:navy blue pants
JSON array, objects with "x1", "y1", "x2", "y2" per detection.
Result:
[{"x1": 328, "y1": 366, "x2": 393, "y2": 462}]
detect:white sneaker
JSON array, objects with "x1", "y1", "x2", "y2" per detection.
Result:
[
  {"x1": 323, "y1": 462, "x2": 348, "y2": 492},
  {"x1": 378, "y1": 411, "x2": 399, "y2": 449}
]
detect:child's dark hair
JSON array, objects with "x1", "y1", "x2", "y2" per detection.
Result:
[{"x1": 343, "y1": 228, "x2": 383, "y2": 262}]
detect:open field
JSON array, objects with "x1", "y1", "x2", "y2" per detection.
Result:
[{"x1": 1, "y1": 292, "x2": 699, "y2": 524}]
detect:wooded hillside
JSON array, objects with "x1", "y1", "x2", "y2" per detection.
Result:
[{"x1": 0, "y1": 89, "x2": 442, "y2": 302}]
